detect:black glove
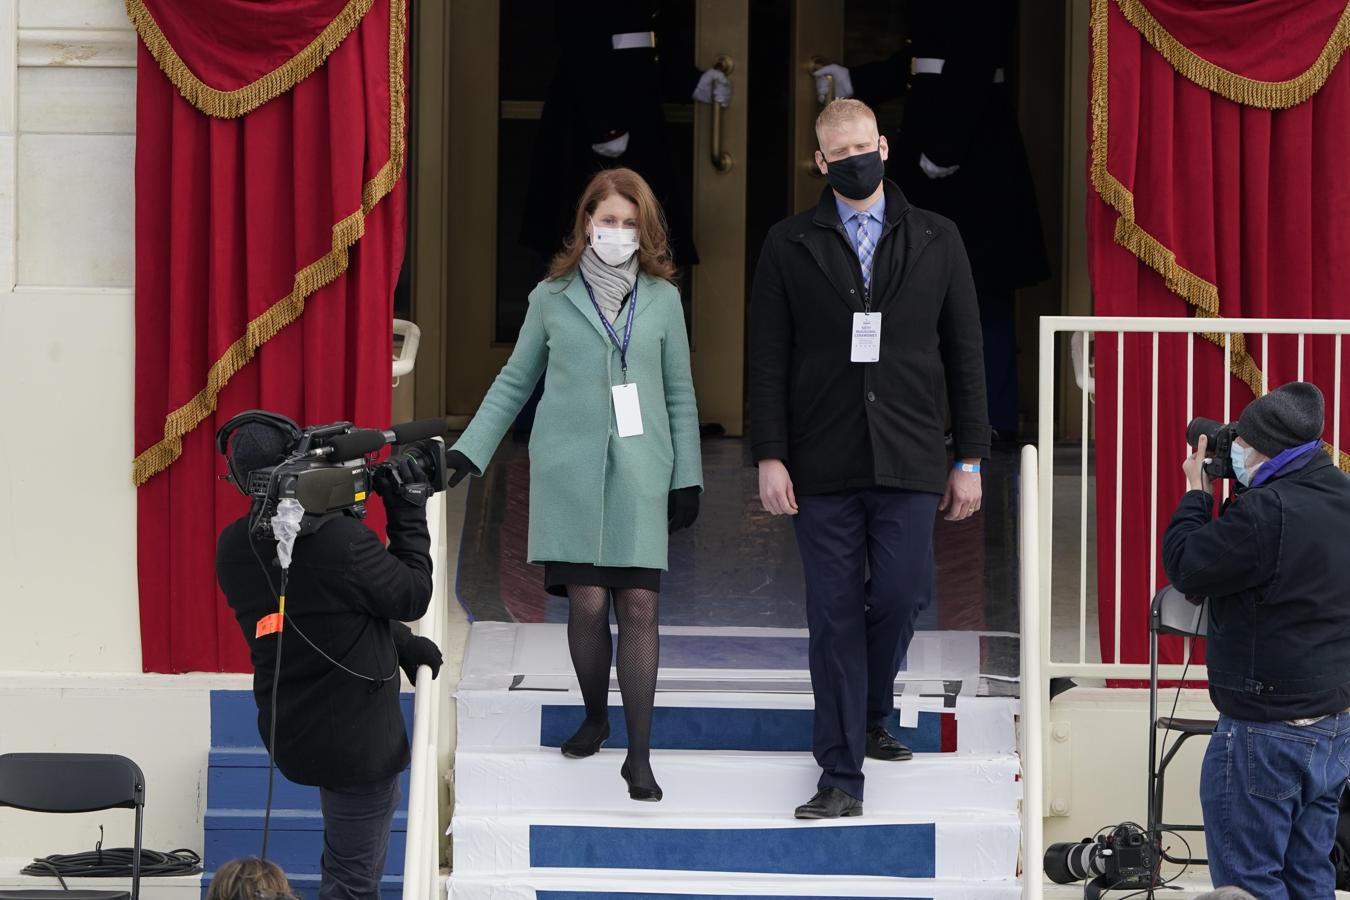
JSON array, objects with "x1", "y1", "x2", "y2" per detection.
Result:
[
  {"x1": 398, "y1": 634, "x2": 443, "y2": 682},
  {"x1": 668, "y1": 486, "x2": 700, "y2": 533},
  {"x1": 373, "y1": 456, "x2": 431, "y2": 507},
  {"x1": 445, "y1": 449, "x2": 475, "y2": 488}
]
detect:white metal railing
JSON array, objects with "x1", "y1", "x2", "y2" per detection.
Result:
[
  {"x1": 1021, "y1": 316, "x2": 1350, "y2": 896},
  {"x1": 404, "y1": 484, "x2": 448, "y2": 900}
]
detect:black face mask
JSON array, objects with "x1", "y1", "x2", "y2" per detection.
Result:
[{"x1": 824, "y1": 150, "x2": 885, "y2": 201}]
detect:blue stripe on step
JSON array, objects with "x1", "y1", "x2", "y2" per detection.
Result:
[
  {"x1": 539, "y1": 705, "x2": 942, "y2": 753},
  {"x1": 210, "y1": 690, "x2": 415, "y2": 748},
  {"x1": 537, "y1": 894, "x2": 928, "y2": 900},
  {"x1": 528, "y1": 823, "x2": 937, "y2": 877}
]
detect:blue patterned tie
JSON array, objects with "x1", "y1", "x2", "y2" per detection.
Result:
[{"x1": 853, "y1": 212, "x2": 874, "y2": 293}]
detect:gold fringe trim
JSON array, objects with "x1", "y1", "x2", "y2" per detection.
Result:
[
  {"x1": 125, "y1": 0, "x2": 374, "y2": 119},
  {"x1": 131, "y1": 0, "x2": 407, "y2": 486},
  {"x1": 1115, "y1": 0, "x2": 1350, "y2": 109},
  {"x1": 1091, "y1": 0, "x2": 1350, "y2": 472}
]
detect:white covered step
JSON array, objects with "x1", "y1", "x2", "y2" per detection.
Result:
[
  {"x1": 459, "y1": 623, "x2": 1006, "y2": 695},
  {"x1": 449, "y1": 873, "x2": 1021, "y2": 900},
  {"x1": 450, "y1": 810, "x2": 1020, "y2": 880},
  {"x1": 453, "y1": 748, "x2": 1020, "y2": 817},
  {"x1": 456, "y1": 689, "x2": 1015, "y2": 756}
]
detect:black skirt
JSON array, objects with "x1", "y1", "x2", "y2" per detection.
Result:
[{"x1": 543, "y1": 562, "x2": 661, "y2": 598}]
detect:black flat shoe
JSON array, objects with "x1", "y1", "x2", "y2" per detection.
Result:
[
  {"x1": 560, "y1": 721, "x2": 610, "y2": 759},
  {"x1": 865, "y1": 725, "x2": 914, "y2": 761},
  {"x1": 794, "y1": 787, "x2": 862, "y2": 819},
  {"x1": 620, "y1": 762, "x2": 663, "y2": 802}
]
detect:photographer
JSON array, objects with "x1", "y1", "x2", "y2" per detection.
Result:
[
  {"x1": 215, "y1": 415, "x2": 442, "y2": 900},
  {"x1": 1162, "y1": 382, "x2": 1350, "y2": 899}
]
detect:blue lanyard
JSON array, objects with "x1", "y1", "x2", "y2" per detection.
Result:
[{"x1": 580, "y1": 275, "x2": 638, "y2": 379}]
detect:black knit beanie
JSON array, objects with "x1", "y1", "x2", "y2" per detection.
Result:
[{"x1": 1237, "y1": 381, "x2": 1324, "y2": 457}]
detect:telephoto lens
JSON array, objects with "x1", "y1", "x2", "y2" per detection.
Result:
[{"x1": 1043, "y1": 839, "x2": 1106, "y2": 885}]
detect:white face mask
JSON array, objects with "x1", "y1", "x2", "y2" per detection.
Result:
[{"x1": 589, "y1": 217, "x2": 639, "y2": 266}]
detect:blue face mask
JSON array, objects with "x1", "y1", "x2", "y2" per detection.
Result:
[{"x1": 1230, "y1": 442, "x2": 1252, "y2": 486}]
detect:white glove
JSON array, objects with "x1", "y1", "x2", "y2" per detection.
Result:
[
  {"x1": 692, "y1": 67, "x2": 732, "y2": 108},
  {"x1": 812, "y1": 63, "x2": 854, "y2": 103},
  {"x1": 591, "y1": 132, "x2": 630, "y2": 158},
  {"x1": 919, "y1": 152, "x2": 960, "y2": 180}
]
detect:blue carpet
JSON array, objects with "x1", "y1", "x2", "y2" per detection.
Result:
[
  {"x1": 528, "y1": 822, "x2": 937, "y2": 877},
  {"x1": 539, "y1": 705, "x2": 942, "y2": 753}
]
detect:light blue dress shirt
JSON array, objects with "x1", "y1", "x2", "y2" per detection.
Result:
[{"x1": 836, "y1": 194, "x2": 885, "y2": 261}]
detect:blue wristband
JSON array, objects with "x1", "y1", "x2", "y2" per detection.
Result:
[{"x1": 954, "y1": 462, "x2": 980, "y2": 474}]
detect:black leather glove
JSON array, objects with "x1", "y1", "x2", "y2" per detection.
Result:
[
  {"x1": 445, "y1": 449, "x2": 475, "y2": 488},
  {"x1": 668, "y1": 486, "x2": 700, "y2": 533},
  {"x1": 398, "y1": 634, "x2": 443, "y2": 682},
  {"x1": 373, "y1": 456, "x2": 431, "y2": 507}
]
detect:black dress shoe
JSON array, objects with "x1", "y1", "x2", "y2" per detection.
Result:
[
  {"x1": 794, "y1": 787, "x2": 862, "y2": 819},
  {"x1": 620, "y1": 762, "x2": 663, "y2": 802},
  {"x1": 560, "y1": 720, "x2": 610, "y2": 759},
  {"x1": 866, "y1": 725, "x2": 914, "y2": 761}
]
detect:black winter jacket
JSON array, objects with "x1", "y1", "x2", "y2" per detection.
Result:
[
  {"x1": 1163, "y1": 452, "x2": 1350, "y2": 721},
  {"x1": 749, "y1": 181, "x2": 989, "y2": 495},
  {"x1": 217, "y1": 502, "x2": 433, "y2": 787}
]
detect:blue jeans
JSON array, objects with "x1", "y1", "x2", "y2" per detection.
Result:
[
  {"x1": 1200, "y1": 712, "x2": 1350, "y2": 899},
  {"x1": 318, "y1": 774, "x2": 401, "y2": 900}
]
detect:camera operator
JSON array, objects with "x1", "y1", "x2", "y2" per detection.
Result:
[
  {"x1": 1162, "y1": 382, "x2": 1350, "y2": 899},
  {"x1": 215, "y1": 417, "x2": 442, "y2": 900}
]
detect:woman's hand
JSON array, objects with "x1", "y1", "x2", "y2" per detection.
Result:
[{"x1": 668, "y1": 486, "x2": 700, "y2": 533}]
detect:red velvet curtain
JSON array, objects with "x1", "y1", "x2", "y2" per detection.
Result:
[
  {"x1": 130, "y1": 0, "x2": 406, "y2": 673},
  {"x1": 1088, "y1": 0, "x2": 1350, "y2": 668}
]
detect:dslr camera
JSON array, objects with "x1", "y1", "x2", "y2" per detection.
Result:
[
  {"x1": 217, "y1": 411, "x2": 450, "y2": 535},
  {"x1": 1045, "y1": 823, "x2": 1157, "y2": 898},
  {"x1": 1186, "y1": 416, "x2": 1239, "y2": 480}
]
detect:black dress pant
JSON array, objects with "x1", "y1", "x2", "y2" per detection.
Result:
[
  {"x1": 318, "y1": 773, "x2": 401, "y2": 900},
  {"x1": 793, "y1": 488, "x2": 940, "y2": 800}
]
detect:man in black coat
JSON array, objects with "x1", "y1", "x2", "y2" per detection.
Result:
[
  {"x1": 750, "y1": 98, "x2": 989, "y2": 819},
  {"x1": 813, "y1": 0, "x2": 1049, "y2": 435},
  {"x1": 215, "y1": 415, "x2": 442, "y2": 900},
  {"x1": 1163, "y1": 382, "x2": 1350, "y2": 899}
]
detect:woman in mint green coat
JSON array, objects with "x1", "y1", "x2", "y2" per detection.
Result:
[{"x1": 448, "y1": 168, "x2": 702, "y2": 802}]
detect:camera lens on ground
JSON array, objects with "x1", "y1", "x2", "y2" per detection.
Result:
[{"x1": 1044, "y1": 839, "x2": 1103, "y2": 885}]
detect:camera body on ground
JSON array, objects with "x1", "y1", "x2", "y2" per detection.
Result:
[{"x1": 1045, "y1": 823, "x2": 1157, "y2": 898}]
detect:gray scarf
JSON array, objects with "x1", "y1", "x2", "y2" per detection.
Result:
[{"x1": 578, "y1": 247, "x2": 639, "y2": 323}]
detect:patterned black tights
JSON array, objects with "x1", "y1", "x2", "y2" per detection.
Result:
[{"x1": 565, "y1": 585, "x2": 661, "y2": 789}]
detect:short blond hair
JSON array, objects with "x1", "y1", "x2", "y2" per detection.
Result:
[
  {"x1": 815, "y1": 98, "x2": 878, "y2": 146},
  {"x1": 206, "y1": 858, "x2": 293, "y2": 900}
]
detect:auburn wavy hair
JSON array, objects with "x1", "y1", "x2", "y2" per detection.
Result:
[{"x1": 546, "y1": 167, "x2": 677, "y2": 283}]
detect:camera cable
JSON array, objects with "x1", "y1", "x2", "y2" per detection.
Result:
[{"x1": 21, "y1": 826, "x2": 202, "y2": 886}]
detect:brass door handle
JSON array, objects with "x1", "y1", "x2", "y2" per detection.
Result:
[{"x1": 710, "y1": 55, "x2": 734, "y2": 173}]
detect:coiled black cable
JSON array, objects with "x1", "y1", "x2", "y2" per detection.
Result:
[{"x1": 22, "y1": 846, "x2": 202, "y2": 889}]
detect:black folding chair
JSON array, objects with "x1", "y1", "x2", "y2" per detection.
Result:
[
  {"x1": 1148, "y1": 585, "x2": 1214, "y2": 867},
  {"x1": 0, "y1": 754, "x2": 145, "y2": 900}
]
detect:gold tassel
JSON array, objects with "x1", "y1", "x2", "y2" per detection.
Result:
[
  {"x1": 1116, "y1": 0, "x2": 1350, "y2": 111},
  {"x1": 131, "y1": 0, "x2": 407, "y2": 486},
  {"x1": 125, "y1": 0, "x2": 374, "y2": 119},
  {"x1": 1090, "y1": 0, "x2": 1350, "y2": 472}
]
